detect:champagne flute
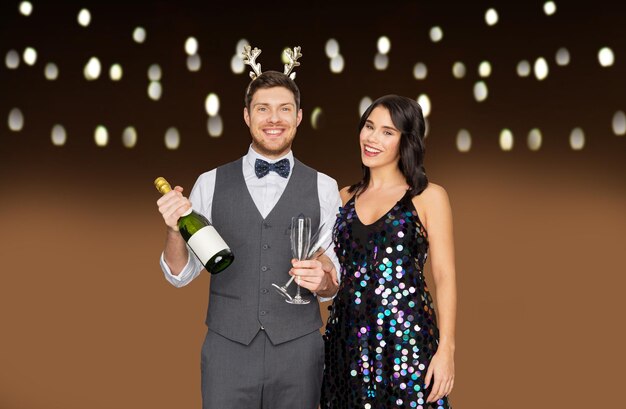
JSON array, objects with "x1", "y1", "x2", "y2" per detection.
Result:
[
  {"x1": 272, "y1": 220, "x2": 331, "y2": 303},
  {"x1": 286, "y1": 216, "x2": 311, "y2": 305}
]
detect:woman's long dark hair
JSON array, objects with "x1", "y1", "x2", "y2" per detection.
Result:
[{"x1": 349, "y1": 94, "x2": 428, "y2": 197}]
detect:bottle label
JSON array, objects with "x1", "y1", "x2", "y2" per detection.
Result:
[{"x1": 187, "y1": 225, "x2": 229, "y2": 265}]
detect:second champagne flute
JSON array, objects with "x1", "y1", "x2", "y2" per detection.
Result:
[{"x1": 286, "y1": 215, "x2": 311, "y2": 305}]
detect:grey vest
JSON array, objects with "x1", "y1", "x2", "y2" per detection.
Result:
[{"x1": 208, "y1": 157, "x2": 322, "y2": 345}]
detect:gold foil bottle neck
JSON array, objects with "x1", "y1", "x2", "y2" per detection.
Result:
[{"x1": 154, "y1": 177, "x2": 172, "y2": 194}]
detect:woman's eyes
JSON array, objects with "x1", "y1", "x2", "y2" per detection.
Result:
[{"x1": 365, "y1": 124, "x2": 393, "y2": 136}]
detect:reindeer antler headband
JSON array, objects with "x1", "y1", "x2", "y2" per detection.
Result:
[{"x1": 242, "y1": 45, "x2": 302, "y2": 80}]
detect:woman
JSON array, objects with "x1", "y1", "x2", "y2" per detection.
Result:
[{"x1": 321, "y1": 95, "x2": 456, "y2": 408}]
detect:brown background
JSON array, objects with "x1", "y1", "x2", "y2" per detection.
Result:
[{"x1": 1, "y1": 1, "x2": 625, "y2": 408}]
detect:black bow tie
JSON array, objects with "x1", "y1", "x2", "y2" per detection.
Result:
[{"x1": 255, "y1": 158, "x2": 291, "y2": 178}]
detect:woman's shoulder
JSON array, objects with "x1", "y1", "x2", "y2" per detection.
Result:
[
  {"x1": 421, "y1": 182, "x2": 448, "y2": 198},
  {"x1": 411, "y1": 182, "x2": 452, "y2": 230},
  {"x1": 412, "y1": 182, "x2": 450, "y2": 208}
]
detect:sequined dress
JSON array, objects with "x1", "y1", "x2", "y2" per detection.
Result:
[{"x1": 321, "y1": 191, "x2": 451, "y2": 409}]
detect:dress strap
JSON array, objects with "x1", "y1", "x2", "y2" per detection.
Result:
[{"x1": 400, "y1": 188, "x2": 413, "y2": 203}]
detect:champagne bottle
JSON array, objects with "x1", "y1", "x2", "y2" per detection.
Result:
[{"x1": 154, "y1": 177, "x2": 234, "y2": 275}]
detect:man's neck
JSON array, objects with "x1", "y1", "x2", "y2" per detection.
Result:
[{"x1": 250, "y1": 144, "x2": 292, "y2": 160}]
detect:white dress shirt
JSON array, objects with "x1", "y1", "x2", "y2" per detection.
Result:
[{"x1": 160, "y1": 146, "x2": 341, "y2": 300}]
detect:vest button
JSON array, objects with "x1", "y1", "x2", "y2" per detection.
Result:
[
  {"x1": 261, "y1": 288, "x2": 268, "y2": 294},
  {"x1": 261, "y1": 266, "x2": 268, "y2": 272},
  {"x1": 260, "y1": 310, "x2": 267, "y2": 315},
  {"x1": 263, "y1": 244, "x2": 269, "y2": 250},
  {"x1": 263, "y1": 222, "x2": 271, "y2": 229}
]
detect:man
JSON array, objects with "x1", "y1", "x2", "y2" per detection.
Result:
[{"x1": 156, "y1": 65, "x2": 341, "y2": 408}]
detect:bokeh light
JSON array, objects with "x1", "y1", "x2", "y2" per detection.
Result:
[
  {"x1": 45, "y1": 63, "x2": 59, "y2": 80},
  {"x1": 94, "y1": 125, "x2": 108, "y2": 147},
  {"x1": 231, "y1": 54, "x2": 244, "y2": 74},
  {"x1": 109, "y1": 64, "x2": 123, "y2": 81},
  {"x1": 612, "y1": 111, "x2": 626, "y2": 136},
  {"x1": 185, "y1": 37, "x2": 198, "y2": 56},
  {"x1": 19, "y1": 1, "x2": 33, "y2": 16},
  {"x1": 330, "y1": 54, "x2": 344, "y2": 74},
  {"x1": 165, "y1": 127, "x2": 180, "y2": 149},
  {"x1": 148, "y1": 81, "x2": 162, "y2": 100},
  {"x1": 6, "y1": 50, "x2": 20, "y2": 69},
  {"x1": 517, "y1": 60, "x2": 531, "y2": 77},
  {"x1": 8, "y1": 108, "x2": 24, "y2": 131},
  {"x1": 527, "y1": 128, "x2": 543, "y2": 151},
  {"x1": 534, "y1": 57, "x2": 549, "y2": 80},
  {"x1": 413, "y1": 63, "x2": 427, "y2": 80},
  {"x1": 325, "y1": 39, "x2": 340, "y2": 59},
  {"x1": 544, "y1": 1, "x2": 557, "y2": 16},
  {"x1": 122, "y1": 127, "x2": 138, "y2": 148},
  {"x1": 236, "y1": 39, "x2": 249, "y2": 54},
  {"x1": 569, "y1": 127, "x2": 585, "y2": 150},
  {"x1": 133, "y1": 27, "x2": 146, "y2": 43},
  {"x1": 205, "y1": 93, "x2": 220, "y2": 117},
  {"x1": 231, "y1": 39, "x2": 248, "y2": 74},
  {"x1": 473, "y1": 81, "x2": 488, "y2": 102},
  {"x1": 374, "y1": 53, "x2": 389, "y2": 71},
  {"x1": 452, "y1": 62, "x2": 466, "y2": 78},
  {"x1": 598, "y1": 47, "x2": 615, "y2": 67},
  {"x1": 478, "y1": 61, "x2": 492, "y2": 78},
  {"x1": 359, "y1": 97, "x2": 372, "y2": 117},
  {"x1": 377, "y1": 36, "x2": 391, "y2": 54},
  {"x1": 51, "y1": 124, "x2": 66, "y2": 146},
  {"x1": 280, "y1": 47, "x2": 291, "y2": 65},
  {"x1": 78, "y1": 9, "x2": 91, "y2": 27},
  {"x1": 429, "y1": 26, "x2": 443, "y2": 42},
  {"x1": 148, "y1": 64, "x2": 162, "y2": 81},
  {"x1": 207, "y1": 115, "x2": 223, "y2": 137},
  {"x1": 456, "y1": 129, "x2": 471, "y2": 152},
  {"x1": 417, "y1": 94, "x2": 431, "y2": 117},
  {"x1": 187, "y1": 54, "x2": 201, "y2": 71},
  {"x1": 84, "y1": 57, "x2": 101, "y2": 80},
  {"x1": 311, "y1": 107, "x2": 324, "y2": 130},
  {"x1": 556, "y1": 48, "x2": 570, "y2": 66},
  {"x1": 485, "y1": 8, "x2": 499, "y2": 26},
  {"x1": 499, "y1": 129, "x2": 514, "y2": 151},
  {"x1": 23, "y1": 47, "x2": 37, "y2": 66}
]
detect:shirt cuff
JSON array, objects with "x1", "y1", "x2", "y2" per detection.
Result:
[{"x1": 160, "y1": 251, "x2": 196, "y2": 287}]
